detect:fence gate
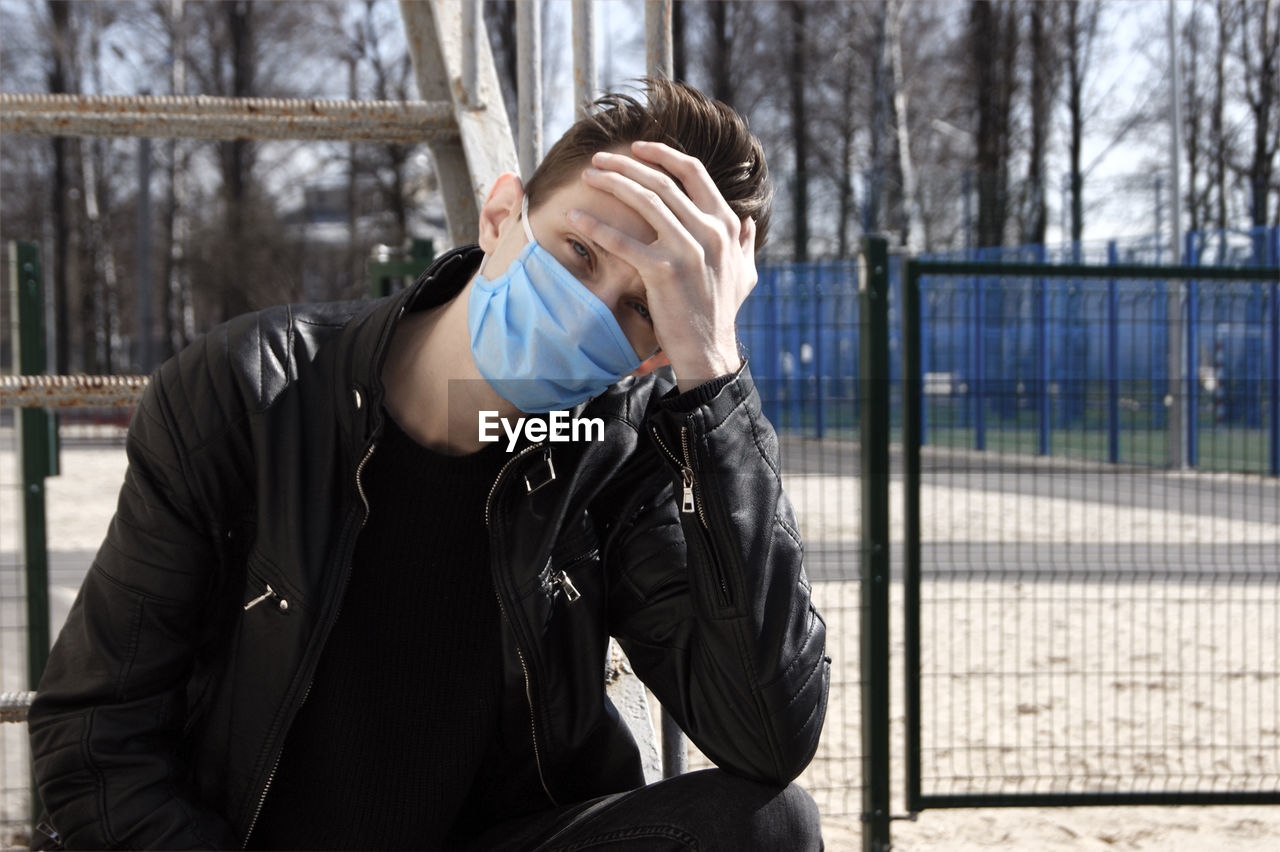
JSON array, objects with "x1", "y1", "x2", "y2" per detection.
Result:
[{"x1": 900, "y1": 258, "x2": 1280, "y2": 812}]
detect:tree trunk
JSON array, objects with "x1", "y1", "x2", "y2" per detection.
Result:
[
  {"x1": 1066, "y1": 1, "x2": 1092, "y2": 247},
  {"x1": 1240, "y1": 0, "x2": 1277, "y2": 230},
  {"x1": 788, "y1": 0, "x2": 809, "y2": 262},
  {"x1": 709, "y1": 1, "x2": 733, "y2": 107},
  {"x1": 1213, "y1": 0, "x2": 1230, "y2": 234},
  {"x1": 836, "y1": 8, "x2": 857, "y2": 258},
  {"x1": 889, "y1": 0, "x2": 923, "y2": 250},
  {"x1": 163, "y1": 0, "x2": 193, "y2": 356},
  {"x1": 219, "y1": 0, "x2": 254, "y2": 322},
  {"x1": 1182, "y1": 3, "x2": 1203, "y2": 235},
  {"x1": 1023, "y1": 1, "x2": 1052, "y2": 245},
  {"x1": 48, "y1": 0, "x2": 75, "y2": 373},
  {"x1": 79, "y1": 2, "x2": 118, "y2": 374},
  {"x1": 672, "y1": 0, "x2": 687, "y2": 83},
  {"x1": 971, "y1": 0, "x2": 1008, "y2": 248},
  {"x1": 865, "y1": 0, "x2": 889, "y2": 234},
  {"x1": 484, "y1": 0, "x2": 518, "y2": 128},
  {"x1": 995, "y1": 2, "x2": 1017, "y2": 244}
]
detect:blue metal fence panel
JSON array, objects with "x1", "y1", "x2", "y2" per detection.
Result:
[
  {"x1": 740, "y1": 260, "x2": 860, "y2": 438},
  {"x1": 748, "y1": 227, "x2": 1277, "y2": 474}
]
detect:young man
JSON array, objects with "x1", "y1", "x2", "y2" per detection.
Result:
[{"x1": 28, "y1": 79, "x2": 829, "y2": 850}]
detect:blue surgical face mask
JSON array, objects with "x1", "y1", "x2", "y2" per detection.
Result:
[{"x1": 467, "y1": 196, "x2": 643, "y2": 413}]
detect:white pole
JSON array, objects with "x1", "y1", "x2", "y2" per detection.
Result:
[
  {"x1": 644, "y1": 0, "x2": 673, "y2": 78},
  {"x1": 461, "y1": 0, "x2": 481, "y2": 108},
  {"x1": 516, "y1": 0, "x2": 543, "y2": 177},
  {"x1": 571, "y1": 0, "x2": 596, "y2": 120}
]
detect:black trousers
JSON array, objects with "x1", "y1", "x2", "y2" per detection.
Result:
[{"x1": 460, "y1": 770, "x2": 823, "y2": 851}]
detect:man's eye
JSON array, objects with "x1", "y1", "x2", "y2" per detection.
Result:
[
  {"x1": 631, "y1": 302, "x2": 652, "y2": 324},
  {"x1": 570, "y1": 240, "x2": 590, "y2": 261}
]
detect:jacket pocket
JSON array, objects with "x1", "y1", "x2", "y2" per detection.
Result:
[{"x1": 241, "y1": 553, "x2": 301, "y2": 616}]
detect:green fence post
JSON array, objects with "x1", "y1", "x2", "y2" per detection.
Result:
[
  {"x1": 901, "y1": 258, "x2": 923, "y2": 816},
  {"x1": 9, "y1": 240, "x2": 52, "y2": 826},
  {"x1": 858, "y1": 236, "x2": 892, "y2": 852}
]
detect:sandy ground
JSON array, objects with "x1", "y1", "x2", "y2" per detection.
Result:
[{"x1": 2, "y1": 434, "x2": 1279, "y2": 850}]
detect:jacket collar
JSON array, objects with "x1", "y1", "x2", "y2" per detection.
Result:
[{"x1": 335, "y1": 244, "x2": 485, "y2": 455}]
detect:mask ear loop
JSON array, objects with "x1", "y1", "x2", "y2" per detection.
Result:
[{"x1": 521, "y1": 194, "x2": 535, "y2": 244}]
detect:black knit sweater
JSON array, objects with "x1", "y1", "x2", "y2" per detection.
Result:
[{"x1": 249, "y1": 413, "x2": 510, "y2": 849}]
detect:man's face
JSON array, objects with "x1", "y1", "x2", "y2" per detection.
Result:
[{"x1": 478, "y1": 153, "x2": 662, "y2": 362}]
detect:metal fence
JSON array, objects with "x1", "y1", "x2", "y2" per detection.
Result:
[
  {"x1": 901, "y1": 258, "x2": 1280, "y2": 813},
  {"x1": 741, "y1": 228, "x2": 1280, "y2": 478},
  {"x1": 7, "y1": 243, "x2": 1280, "y2": 848}
]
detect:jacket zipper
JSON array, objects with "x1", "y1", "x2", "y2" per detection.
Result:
[
  {"x1": 651, "y1": 423, "x2": 731, "y2": 605},
  {"x1": 484, "y1": 441, "x2": 546, "y2": 526},
  {"x1": 484, "y1": 441, "x2": 558, "y2": 806},
  {"x1": 546, "y1": 547, "x2": 595, "y2": 603},
  {"x1": 650, "y1": 425, "x2": 708, "y2": 526},
  {"x1": 242, "y1": 440, "x2": 377, "y2": 846}
]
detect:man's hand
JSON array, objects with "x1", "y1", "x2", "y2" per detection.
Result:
[{"x1": 568, "y1": 140, "x2": 758, "y2": 388}]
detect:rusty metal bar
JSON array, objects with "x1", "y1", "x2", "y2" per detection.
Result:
[
  {"x1": 0, "y1": 93, "x2": 457, "y2": 143},
  {"x1": 0, "y1": 692, "x2": 35, "y2": 724},
  {"x1": 572, "y1": 0, "x2": 597, "y2": 120},
  {"x1": 0, "y1": 374, "x2": 149, "y2": 408},
  {"x1": 644, "y1": 0, "x2": 673, "y2": 79}
]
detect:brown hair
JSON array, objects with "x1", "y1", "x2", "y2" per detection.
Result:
[{"x1": 523, "y1": 77, "x2": 773, "y2": 250}]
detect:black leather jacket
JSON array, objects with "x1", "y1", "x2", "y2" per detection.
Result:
[{"x1": 28, "y1": 246, "x2": 829, "y2": 849}]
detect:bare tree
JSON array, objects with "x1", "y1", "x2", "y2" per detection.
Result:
[
  {"x1": 889, "y1": 0, "x2": 924, "y2": 250},
  {"x1": 1181, "y1": 0, "x2": 1210, "y2": 236},
  {"x1": 672, "y1": 0, "x2": 688, "y2": 82},
  {"x1": 1237, "y1": 0, "x2": 1278, "y2": 233},
  {"x1": 786, "y1": 0, "x2": 809, "y2": 262},
  {"x1": 708, "y1": 0, "x2": 734, "y2": 107},
  {"x1": 1021, "y1": 0, "x2": 1060, "y2": 245},
  {"x1": 865, "y1": 0, "x2": 890, "y2": 235},
  {"x1": 484, "y1": 0, "x2": 518, "y2": 131},
  {"x1": 78, "y1": 0, "x2": 126, "y2": 373},
  {"x1": 831, "y1": 4, "x2": 863, "y2": 257},
  {"x1": 1212, "y1": 0, "x2": 1236, "y2": 234},
  {"x1": 1064, "y1": 0, "x2": 1101, "y2": 247},
  {"x1": 970, "y1": 0, "x2": 1019, "y2": 248},
  {"x1": 47, "y1": 0, "x2": 78, "y2": 373},
  {"x1": 179, "y1": 0, "x2": 340, "y2": 322}
]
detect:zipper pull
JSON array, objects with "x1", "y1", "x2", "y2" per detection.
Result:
[
  {"x1": 681, "y1": 467, "x2": 696, "y2": 514},
  {"x1": 243, "y1": 583, "x2": 289, "y2": 612},
  {"x1": 243, "y1": 584, "x2": 275, "y2": 610},
  {"x1": 553, "y1": 570, "x2": 581, "y2": 602}
]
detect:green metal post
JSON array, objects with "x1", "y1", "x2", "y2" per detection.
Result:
[
  {"x1": 858, "y1": 236, "x2": 892, "y2": 852},
  {"x1": 10, "y1": 242, "x2": 52, "y2": 685},
  {"x1": 901, "y1": 259, "x2": 923, "y2": 815},
  {"x1": 9, "y1": 241, "x2": 52, "y2": 826}
]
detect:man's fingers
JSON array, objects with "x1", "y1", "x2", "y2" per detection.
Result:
[
  {"x1": 581, "y1": 166, "x2": 701, "y2": 253},
  {"x1": 588, "y1": 151, "x2": 714, "y2": 241},
  {"x1": 630, "y1": 140, "x2": 737, "y2": 224},
  {"x1": 566, "y1": 207, "x2": 655, "y2": 271}
]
